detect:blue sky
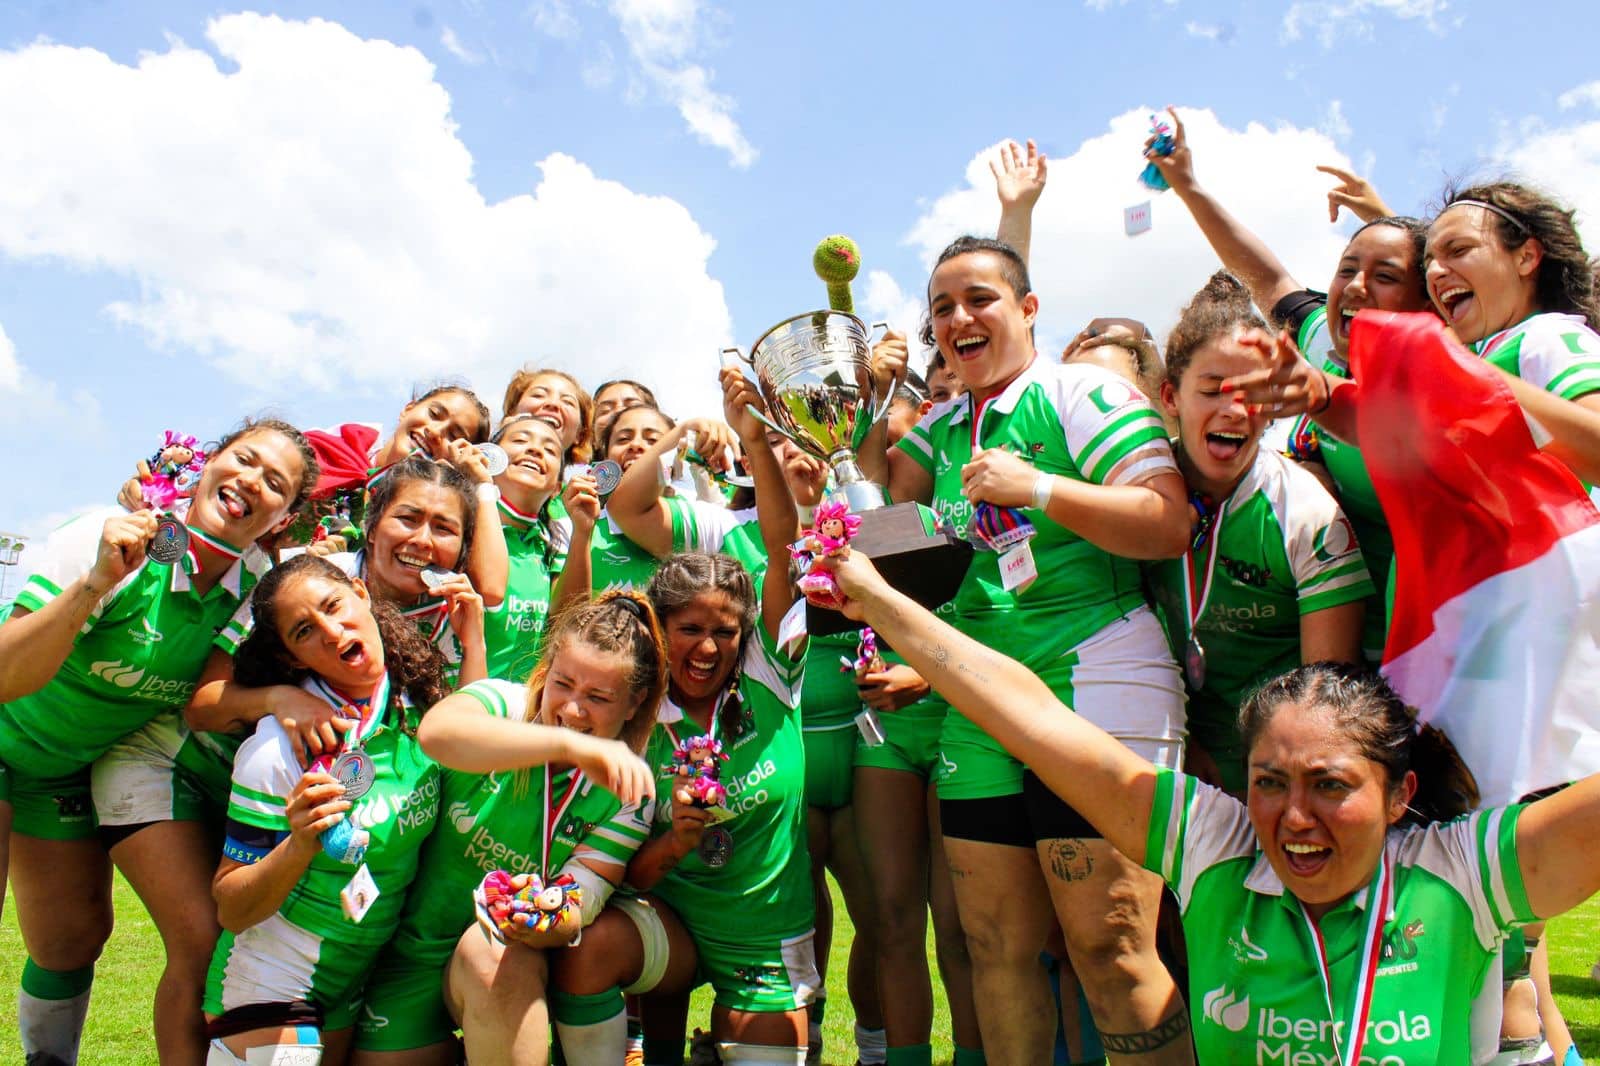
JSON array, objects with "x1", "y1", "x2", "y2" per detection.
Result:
[{"x1": 2, "y1": 0, "x2": 1598, "y2": 585}]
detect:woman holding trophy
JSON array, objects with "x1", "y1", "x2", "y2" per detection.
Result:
[{"x1": 870, "y1": 236, "x2": 1195, "y2": 1063}]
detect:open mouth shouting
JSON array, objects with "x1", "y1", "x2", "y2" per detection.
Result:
[
  {"x1": 1204, "y1": 429, "x2": 1249, "y2": 462},
  {"x1": 1434, "y1": 284, "x2": 1475, "y2": 326},
  {"x1": 1282, "y1": 839, "x2": 1333, "y2": 877},
  {"x1": 683, "y1": 654, "x2": 721, "y2": 687},
  {"x1": 338, "y1": 636, "x2": 370, "y2": 669},
  {"x1": 952, "y1": 334, "x2": 990, "y2": 362}
]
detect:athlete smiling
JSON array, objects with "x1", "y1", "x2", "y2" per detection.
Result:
[
  {"x1": 0, "y1": 418, "x2": 317, "y2": 1066},
  {"x1": 815, "y1": 547, "x2": 1600, "y2": 1066}
]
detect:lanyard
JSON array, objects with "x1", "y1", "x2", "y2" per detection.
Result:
[
  {"x1": 400, "y1": 598, "x2": 449, "y2": 643},
  {"x1": 182, "y1": 525, "x2": 245, "y2": 577},
  {"x1": 306, "y1": 672, "x2": 390, "y2": 771},
  {"x1": 1181, "y1": 499, "x2": 1228, "y2": 642},
  {"x1": 540, "y1": 764, "x2": 584, "y2": 880},
  {"x1": 1299, "y1": 851, "x2": 1393, "y2": 1066},
  {"x1": 663, "y1": 685, "x2": 732, "y2": 750}
]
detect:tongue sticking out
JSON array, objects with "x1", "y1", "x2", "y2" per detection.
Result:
[{"x1": 1205, "y1": 433, "x2": 1245, "y2": 462}]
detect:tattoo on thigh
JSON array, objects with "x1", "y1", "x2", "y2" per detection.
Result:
[
  {"x1": 1046, "y1": 840, "x2": 1094, "y2": 882},
  {"x1": 1099, "y1": 1010, "x2": 1191, "y2": 1055}
]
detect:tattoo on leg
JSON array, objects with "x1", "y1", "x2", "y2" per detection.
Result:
[
  {"x1": 1046, "y1": 839, "x2": 1094, "y2": 882},
  {"x1": 1099, "y1": 1010, "x2": 1191, "y2": 1055}
]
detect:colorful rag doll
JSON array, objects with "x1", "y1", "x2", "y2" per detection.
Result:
[
  {"x1": 1139, "y1": 114, "x2": 1176, "y2": 192},
  {"x1": 477, "y1": 871, "x2": 584, "y2": 940},
  {"x1": 667, "y1": 734, "x2": 731, "y2": 808},
  {"x1": 792, "y1": 500, "x2": 862, "y2": 610},
  {"x1": 840, "y1": 626, "x2": 885, "y2": 678},
  {"x1": 138, "y1": 431, "x2": 206, "y2": 510}
]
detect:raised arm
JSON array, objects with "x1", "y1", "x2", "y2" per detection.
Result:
[
  {"x1": 417, "y1": 690, "x2": 653, "y2": 804},
  {"x1": 1149, "y1": 108, "x2": 1304, "y2": 319},
  {"x1": 822, "y1": 548, "x2": 1157, "y2": 861},
  {"x1": 993, "y1": 138, "x2": 1048, "y2": 269},
  {"x1": 608, "y1": 417, "x2": 738, "y2": 559},
  {"x1": 720, "y1": 366, "x2": 801, "y2": 644},
  {"x1": 551, "y1": 475, "x2": 598, "y2": 615},
  {"x1": 0, "y1": 510, "x2": 156, "y2": 702},
  {"x1": 445, "y1": 439, "x2": 510, "y2": 609},
  {"x1": 186, "y1": 648, "x2": 350, "y2": 765},
  {"x1": 1515, "y1": 774, "x2": 1600, "y2": 919}
]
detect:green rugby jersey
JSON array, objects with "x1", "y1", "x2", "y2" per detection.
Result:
[
  {"x1": 386, "y1": 677, "x2": 653, "y2": 963},
  {"x1": 221, "y1": 683, "x2": 440, "y2": 949},
  {"x1": 1149, "y1": 449, "x2": 1374, "y2": 779},
  {"x1": 590, "y1": 506, "x2": 673, "y2": 594},
  {"x1": 1146, "y1": 769, "x2": 1536, "y2": 1065},
  {"x1": 481, "y1": 505, "x2": 569, "y2": 683},
  {"x1": 0, "y1": 508, "x2": 265, "y2": 779},
  {"x1": 895, "y1": 358, "x2": 1175, "y2": 658},
  {"x1": 643, "y1": 615, "x2": 810, "y2": 938},
  {"x1": 670, "y1": 499, "x2": 768, "y2": 583},
  {"x1": 1475, "y1": 311, "x2": 1600, "y2": 401}
]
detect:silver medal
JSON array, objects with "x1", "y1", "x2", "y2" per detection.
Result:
[
  {"x1": 420, "y1": 565, "x2": 453, "y2": 590},
  {"x1": 475, "y1": 443, "x2": 510, "y2": 477},
  {"x1": 697, "y1": 825, "x2": 734, "y2": 868},
  {"x1": 591, "y1": 459, "x2": 624, "y2": 498},
  {"x1": 147, "y1": 516, "x2": 190, "y2": 566},
  {"x1": 331, "y1": 748, "x2": 376, "y2": 800},
  {"x1": 1185, "y1": 633, "x2": 1207, "y2": 690}
]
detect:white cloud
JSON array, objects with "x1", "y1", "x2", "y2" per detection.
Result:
[
  {"x1": 1185, "y1": 20, "x2": 1224, "y2": 41},
  {"x1": 531, "y1": 0, "x2": 582, "y2": 41},
  {"x1": 0, "y1": 14, "x2": 732, "y2": 424},
  {"x1": 1282, "y1": 0, "x2": 1449, "y2": 47},
  {"x1": 1558, "y1": 81, "x2": 1600, "y2": 112},
  {"x1": 861, "y1": 270, "x2": 928, "y2": 355},
  {"x1": 1492, "y1": 107, "x2": 1600, "y2": 249},
  {"x1": 1320, "y1": 99, "x2": 1352, "y2": 143},
  {"x1": 895, "y1": 108, "x2": 1355, "y2": 356},
  {"x1": 0, "y1": 320, "x2": 18, "y2": 391},
  {"x1": 439, "y1": 26, "x2": 484, "y2": 65},
  {"x1": 607, "y1": 0, "x2": 756, "y2": 168}
]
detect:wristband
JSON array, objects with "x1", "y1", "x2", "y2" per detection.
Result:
[
  {"x1": 1309, "y1": 370, "x2": 1334, "y2": 416},
  {"x1": 476, "y1": 482, "x2": 501, "y2": 502},
  {"x1": 1031, "y1": 473, "x2": 1055, "y2": 512}
]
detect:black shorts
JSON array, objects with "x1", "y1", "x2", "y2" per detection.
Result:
[{"x1": 940, "y1": 770, "x2": 1101, "y2": 846}]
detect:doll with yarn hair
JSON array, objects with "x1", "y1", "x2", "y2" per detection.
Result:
[
  {"x1": 138, "y1": 431, "x2": 207, "y2": 510},
  {"x1": 792, "y1": 500, "x2": 863, "y2": 610}
]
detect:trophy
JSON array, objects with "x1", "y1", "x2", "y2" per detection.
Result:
[{"x1": 723, "y1": 236, "x2": 972, "y2": 634}]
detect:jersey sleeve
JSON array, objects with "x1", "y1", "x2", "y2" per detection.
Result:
[
  {"x1": 572, "y1": 795, "x2": 656, "y2": 873},
  {"x1": 549, "y1": 514, "x2": 573, "y2": 570},
  {"x1": 12, "y1": 508, "x2": 123, "y2": 618},
  {"x1": 742, "y1": 607, "x2": 805, "y2": 713},
  {"x1": 225, "y1": 718, "x2": 301, "y2": 834},
  {"x1": 1143, "y1": 769, "x2": 1258, "y2": 910},
  {"x1": 895, "y1": 397, "x2": 961, "y2": 475},
  {"x1": 671, "y1": 498, "x2": 743, "y2": 554},
  {"x1": 459, "y1": 677, "x2": 529, "y2": 720},
  {"x1": 1516, "y1": 318, "x2": 1600, "y2": 401},
  {"x1": 1055, "y1": 367, "x2": 1176, "y2": 487},
  {"x1": 214, "y1": 598, "x2": 256, "y2": 655},
  {"x1": 1403, "y1": 805, "x2": 1538, "y2": 950},
  {"x1": 1279, "y1": 462, "x2": 1377, "y2": 614}
]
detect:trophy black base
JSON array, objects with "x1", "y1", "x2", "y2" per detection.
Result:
[{"x1": 806, "y1": 502, "x2": 973, "y2": 637}]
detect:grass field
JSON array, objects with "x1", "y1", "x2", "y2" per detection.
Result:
[{"x1": 2, "y1": 874, "x2": 1596, "y2": 1064}]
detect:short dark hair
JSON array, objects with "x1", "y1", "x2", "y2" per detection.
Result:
[{"x1": 920, "y1": 236, "x2": 1033, "y2": 349}]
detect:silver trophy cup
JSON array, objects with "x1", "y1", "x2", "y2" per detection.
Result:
[{"x1": 723, "y1": 310, "x2": 893, "y2": 512}]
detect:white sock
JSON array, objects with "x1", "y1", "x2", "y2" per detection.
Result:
[
  {"x1": 556, "y1": 1007, "x2": 628, "y2": 1066},
  {"x1": 719, "y1": 1042, "x2": 807, "y2": 1064},
  {"x1": 18, "y1": 987, "x2": 91, "y2": 1064},
  {"x1": 855, "y1": 1023, "x2": 888, "y2": 1065}
]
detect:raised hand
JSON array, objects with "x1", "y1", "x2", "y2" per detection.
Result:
[
  {"x1": 992, "y1": 138, "x2": 1048, "y2": 211},
  {"x1": 1317, "y1": 164, "x2": 1395, "y2": 224}
]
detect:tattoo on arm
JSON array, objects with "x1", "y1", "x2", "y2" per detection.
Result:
[
  {"x1": 1099, "y1": 1009, "x2": 1191, "y2": 1055},
  {"x1": 1046, "y1": 839, "x2": 1095, "y2": 882}
]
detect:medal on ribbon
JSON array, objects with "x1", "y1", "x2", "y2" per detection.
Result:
[
  {"x1": 1181, "y1": 494, "x2": 1228, "y2": 690},
  {"x1": 147, "y1": 516, "x2": 190, "y2": 566},
  {"x1": 1299, "y1": 851, "x2": 1394, "y2": 1066},
  {"x1": 966, "y1": 502, "x2": 1036, "y2": 552}
]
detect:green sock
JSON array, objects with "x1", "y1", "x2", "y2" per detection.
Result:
[
  {"x1": 18, "y1": 960, "x2": 94, "y2": 1063},
  {"x1": 953, "y1": 1047, "x2": 987, "y2": 1066},
  {"x1": 19, "y1": 960, "x2": 93, "y2": 1000},
  {"x1": 886, "y1": 1044, "x2": 933, "y2": 1066},
  {"x1": 552, "y1": 987, "x2": 626, "y2": 1063}
]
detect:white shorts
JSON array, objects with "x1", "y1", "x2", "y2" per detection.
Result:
[{"x1": 92, "y1": 711, "x2": 201, "y2": 827}]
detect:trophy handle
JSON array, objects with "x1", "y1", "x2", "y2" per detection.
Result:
[
  {"x1": 867, "y1": 321, "x2": 900, "y2": 426},
  {"x1": 745, "y1": 403, "x2": 793, "y2": 444},
  {"x1": 720, "y1": 346, "x2": 752, "y2": 367}
]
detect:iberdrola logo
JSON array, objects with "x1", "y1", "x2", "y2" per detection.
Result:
[
  {"x1": 448, "y1": 801, "x2": 477, "y2": 834},
  {"x1": 90, "y1": 660, "x2": 146, "y2": 688},
  {"x1": 1202, "y1": 986, "x2": 1250, "y2": 1033}
]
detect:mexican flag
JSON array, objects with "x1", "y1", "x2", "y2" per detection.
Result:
[{"x1": 1351, "y1": 310, "x2": 1600, "y2": 806}]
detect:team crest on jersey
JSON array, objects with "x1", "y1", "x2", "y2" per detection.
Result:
[
  {"x1": 1314, "y1": 516, "x2": 1359, "y2": 563},
  {"x1": 558, "y1": 814, "x2": 594, "y2": 841},
  {"x1": 1378, "y1": 918, "x2": 1425, "y2": 975},
  {"x1": 1220, "y1": 556, "x2": 1272, "y2": 588}
]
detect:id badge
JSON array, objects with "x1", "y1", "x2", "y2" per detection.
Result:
[
  {"x1": 340, "y1": 863, "x2": 380, "y2": 923},
  {"x1": 998, "y1": 540, "x2": 1038, "y2": 592}
]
